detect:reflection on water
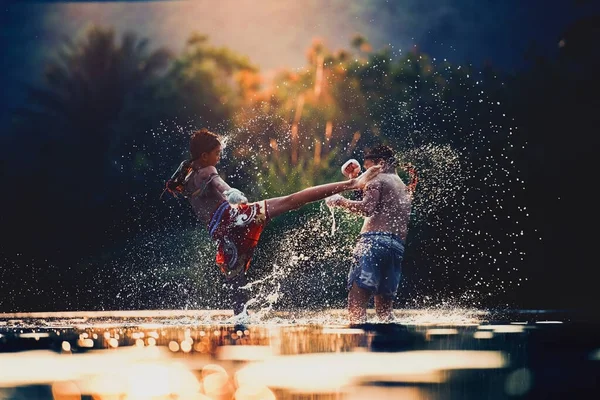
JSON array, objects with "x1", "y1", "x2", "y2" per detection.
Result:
[{"x1": 0, "y1": 309, "x2": 599, "y2": 399}]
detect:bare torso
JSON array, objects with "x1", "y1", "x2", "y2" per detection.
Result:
[
  {"x1": 185, "y1": 166, "x2": 228, "y2": 226},
  {"x1": 361, "y1": 172, "x2": 412, "y2": 241}
]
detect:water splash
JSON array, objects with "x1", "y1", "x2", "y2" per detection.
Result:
[
  {"x1": 325, "y1": 197, "x2": 337, "y2": 236},
  {"x1": 104, "y1": 61, "x2": 529, "y2": 315}
]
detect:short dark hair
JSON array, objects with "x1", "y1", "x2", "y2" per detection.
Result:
[
  {"x1": 190, "y1": 128, "x2": 221, "y2": 160},
  {"x1": 364, "y1": 144, "x2": 398, "y2": 166}
]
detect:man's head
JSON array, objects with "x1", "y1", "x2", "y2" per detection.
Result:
[
  {"x1": 363, "y1": 144, "x2": 398, "y2": 169},
  {"x1": 190, "y1": 128, "x2": 222, "y2": 167}
]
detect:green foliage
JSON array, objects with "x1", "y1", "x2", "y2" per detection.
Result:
[
  {"x1": 163, "y1": 32, "x2": 259, "y2": 125},
  {"x1": 254, "y1": 149, "x2": 340, "y2": 198}
]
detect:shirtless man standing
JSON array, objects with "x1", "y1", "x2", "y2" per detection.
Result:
[{"x1": 326, "y1": 145, "x2": 417, "y2": 324}]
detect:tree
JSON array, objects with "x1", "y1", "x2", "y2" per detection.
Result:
[{"x1": 9, "y1": 26, "x2": 172, "y2": 201}]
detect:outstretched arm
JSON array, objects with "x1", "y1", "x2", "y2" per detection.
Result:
[{"x1": 327, "y1": 181, "x2": 381, "y2": 217}]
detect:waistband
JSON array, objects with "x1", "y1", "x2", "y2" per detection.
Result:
[
  {"x1": 208, "y1": 200, "x2": 230, "y2": 237},
  {"x1": 360, "y1": 231, "x2": 404, "y2": 244}
]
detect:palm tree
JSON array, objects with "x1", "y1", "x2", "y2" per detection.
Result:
[
  {"x1": 14, "y1": 25, "x2": 172, "y2": 198},
  {"x1": 2, "y1": 26, "x2": 175, "y2": 278}
]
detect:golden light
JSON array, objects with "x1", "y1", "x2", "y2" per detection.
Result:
[
  {"x1": 194, "y1": 342, "x2": 207, "y2": 353},
  {"x1": 124, "y1": 363, "x2": 172, "y2": 397},
  {"x1": 473, "y1": 331, "x2": 494, "y2": 339},
  {"x1": 201, "y1": 364, "x2": 227, "y2": 379},
  {"x1": 234, "y1": 384, "x2": 276, "y2": 400},
  {"x1": 51, "y1": 380, "x2": 82, "y2": 400},
  {"x1": 216, "y1": 345, "x2": 272, "y2": 361},
  {"x1": 84, "y1": 372, "x2": 126, "y2": 399},
  {"x1": 203, "y1": 371, "x2": 234, "y2": 399},
  {"x1": 478, "y1": 325, "x2": 525, "y2": 333},
  {"x1": 426, "y1": 328, "x2": 459, "y2": 338},
  {"x1": 19, "y1": 332, "x2": 50, "y2": 340},
  {"x1": 77, "y1": 338, "x2": 94, "y2": 348},
  {"x1": 168, "y1": 341, "x2": 180, "y2": 352},
  {"x1": 180, "y1": 340, "x2": 192, "y2": 353},
  {"x1": 0, "y1": 346, "x2": 200, "y2": 398},
  {"x1": 236, "y1": 350, "x2": 507, "y2": 392},
  {"x1": 321, "y1": 328, "x2": 365, "y2": 335}
]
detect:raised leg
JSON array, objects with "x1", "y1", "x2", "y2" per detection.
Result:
[{"x1": 266, "y1": 165, "x2": 381, "y2": 219}]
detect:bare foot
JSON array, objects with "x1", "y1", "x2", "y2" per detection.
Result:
[{"x1": 351, "y1": 165, "x2": 382, "y2": 189}]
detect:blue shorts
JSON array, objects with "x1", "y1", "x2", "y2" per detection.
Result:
[{"x1": 348, "y1": 232, "x2": 405, "y2": 298}]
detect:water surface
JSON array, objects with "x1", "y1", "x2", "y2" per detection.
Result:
[{"x1": 1, "y1": 309, "x2": 598, "y2": 399}]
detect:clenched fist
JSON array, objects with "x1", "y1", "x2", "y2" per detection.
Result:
[{"x1": 341, "y1": 159, "x2": 361, "y2": 178}]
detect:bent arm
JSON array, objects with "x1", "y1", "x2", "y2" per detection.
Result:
[
  {"x1": 212, "y1": 176, "x2": 232, "y2": 194},
  {"x1": 201, "y1": 166, "x2": 232, "y2": 194},
  {"x1": 336, "y1": 182, "x2": 381, "y2": 217}
]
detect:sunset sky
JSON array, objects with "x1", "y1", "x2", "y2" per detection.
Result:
[{"x1": 1, "y1": 0, "x2": 597, "y2": 129}]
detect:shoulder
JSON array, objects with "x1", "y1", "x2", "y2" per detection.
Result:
[
  {"x1": 364, "y1": 177, "x2": 384, "y2": 192},
  {"x1": 366, "y1": 173, "x2": 403, "y2": 190},
  {"x1": 385, "y1": 172, "x2": 404, "y2": 186},
  {"x1": 196, "y1": 166, "x2": 219, "y2": 180}
]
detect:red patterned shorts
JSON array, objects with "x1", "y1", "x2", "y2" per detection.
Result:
[{"x1": 208, "y1": 200, "x2": 269, "y2": 279}]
